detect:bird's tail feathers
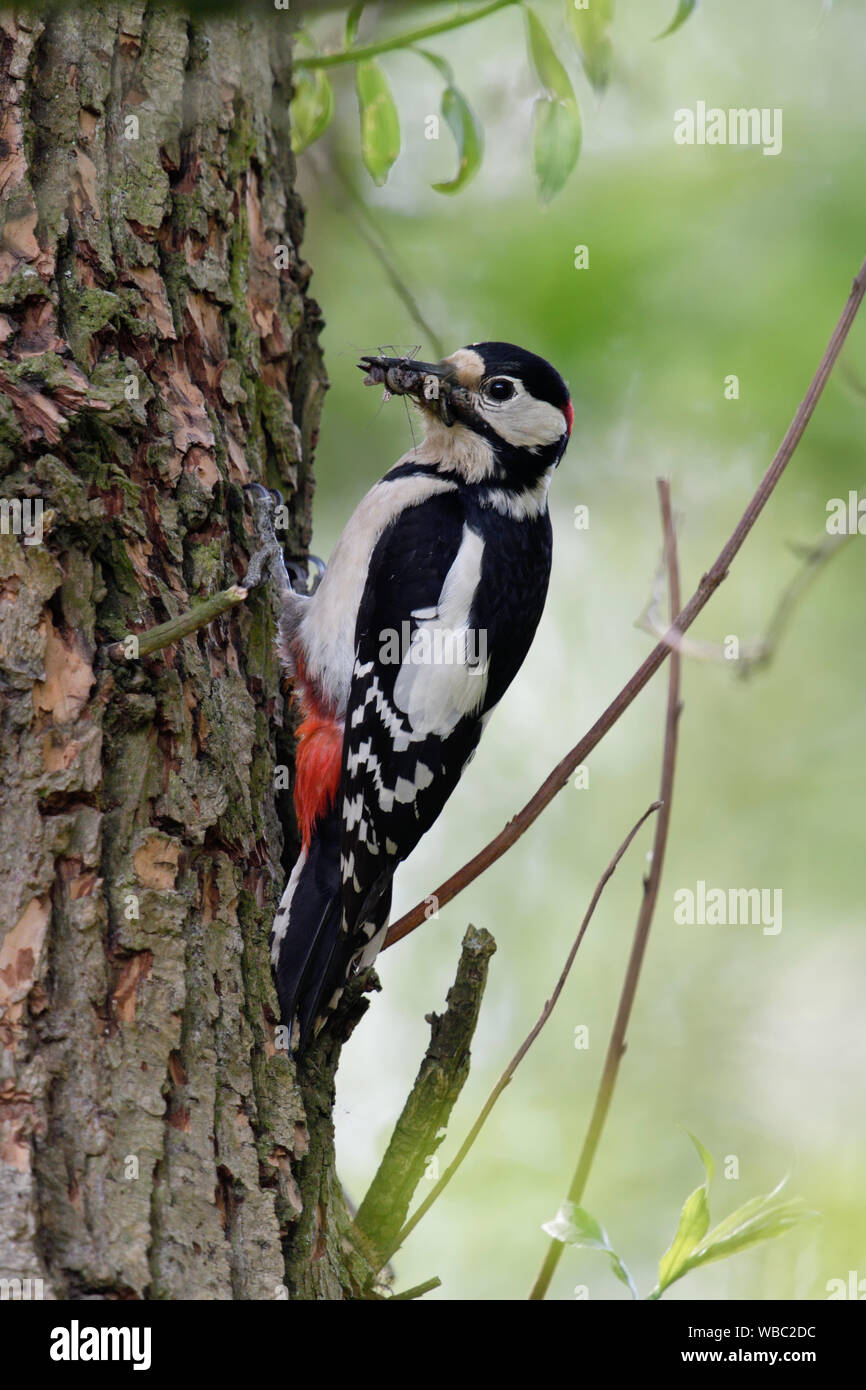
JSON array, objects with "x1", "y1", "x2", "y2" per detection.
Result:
[
  {"x1": 271, "y1": 807, "x2": 342, "y2": 1052},
  {"x1": 271, "y1": 808, "x2": 395, "y2": 1054}
]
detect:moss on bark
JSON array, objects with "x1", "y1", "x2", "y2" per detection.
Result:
[{"x1": 0, "y1": 4, "x2": 373, "y2": 1300}]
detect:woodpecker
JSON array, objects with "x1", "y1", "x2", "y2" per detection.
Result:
[{"x1": 271, "y1": 342, "x2": 573, "y2": 1053}]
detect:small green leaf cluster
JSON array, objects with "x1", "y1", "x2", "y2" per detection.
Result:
[
  {"x1": 543, "y1": 1133, "x2": 817, "y2": 1299},
  {"x1": 290, "y1": 1, "x2": 699, "y2": 202}
]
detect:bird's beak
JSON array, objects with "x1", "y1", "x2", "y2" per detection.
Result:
[{"x1": 358, "y1": 355, "x2": 457, "y2": 425}]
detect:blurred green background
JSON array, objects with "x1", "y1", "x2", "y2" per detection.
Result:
[{"x1": 295, "y1": 0, "x2": 866, "y2": 1300}]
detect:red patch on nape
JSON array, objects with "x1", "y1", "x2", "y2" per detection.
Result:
[
  {"x1": 563, "y1": 400, "x2": 574, "y2": 436},
  {"x1": 293, "y1": 713, "x2": 343, "y2": 849}
]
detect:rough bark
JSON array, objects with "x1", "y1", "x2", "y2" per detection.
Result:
[{"x1": 0, "y1": 3, "x2": 373, "y2": 1300}]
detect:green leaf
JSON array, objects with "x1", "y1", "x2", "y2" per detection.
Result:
[
  {"x1": 526, "y1": 7, "x2": 575, "y2": 103},
  {"x1": 657, "y1": 1184, "x2": 711, "y2": 1292},
  {"x1": 356, "y1": 60, "x2": 401, "y2": 186},
  {"x1": 652, "y1": 1167, "x2": 818, "y2": 1298},
  {"x1": 687, "y1": 1129, "x2": 715, "y2": 1186},
  {"x1": 542, "y1": 1201, "x2": 607, "y2": 1247},
  {"x1": 565, "y1": 0, "x2": 614, "y2": 96},
  {"x1": 290, "y1": 69, "x2": 335, "y2": 156},
  {"x1": 346, "y1": 2, "x2": 365, "y2": 46},
  {"x1": 526, "y1": 9, "x2": 581, "y2": 200},
  {"x1": 656, "y1": 0, "x2": 699, "y2": 40},
  {"x1": 414, "y1": 48, "x2": 482, "y2": 195},
  {"x1": 655, "y1": 1133, "x2": 714, "y2": 1293},
  {"x1": 415, "y1": 47, "x2": 454, "y2": 86},
  {"x1": 687, "y1": 1185, "x2": 818, "y2": 1273},
  {"x1": 542, "y1": 1202, "x2": 638, "y2": 1299},
  {"x1": 609, "y1": 1251, "x2": 639, "y2": 1300},
  {"x1": 433, "y1": 86, "x2": 484, "y2": 194},
  {"x1": 533, "y1": 96, "x2": 582, "y2": 203}
]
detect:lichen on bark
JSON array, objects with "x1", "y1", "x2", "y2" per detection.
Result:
[{"x1": 0, "y1": 3, "x2": 375, "y2": 1300}]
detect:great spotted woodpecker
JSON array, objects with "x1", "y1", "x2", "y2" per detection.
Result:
[{"x1": 271, "y1": 342, "x2": 572, "y2": 1052}]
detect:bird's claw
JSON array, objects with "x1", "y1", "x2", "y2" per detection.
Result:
[
  {"x1": 240, "y1": 485, "x2": 290, "y2": 595},
  {"x1": 286, "y1": 554, "x2": 326, "y2": 595},
  {"x1": 242, "y1": 485, "x2": 326, "y2": 598}
]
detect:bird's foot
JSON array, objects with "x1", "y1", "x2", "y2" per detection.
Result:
[
  {"x1": 241, "y1": 484, "x2": 326, "y2": 598},
  {"x1": 287, "y1": 554, "x2": 327, "y2": 595}
]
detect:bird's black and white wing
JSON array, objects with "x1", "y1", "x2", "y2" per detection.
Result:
[
  {"x1": 338, "y1": 482, "x2": 553, "y2": 957},
  {"x1": 338, "y1": 486, "x2": 487, "y2": 949}
]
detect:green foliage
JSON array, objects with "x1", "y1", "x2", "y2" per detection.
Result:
[
  {"x1": 543, "y1": 1135, "x2": 817, "y2": 1299},
  {"x1": 656, "y1": 0, "x2": 700, "y2": 40},
  {"x1": 434, "y1": 86, "x2": 484, "y2": 194},
  {"x1": 349, "y1": 1, "x2": 400, "y2": 186},
  {"x1": 418, "y1": 51, "x2": 484, "y2": 194},
  {"x1": 290, "y1": 69, "x2": 335, "y2": 155},
  {"x1": 290, "y1": 0, "x2": 700, "y2": 199},
  {"x1": 654, "y1": 1133, "x2": 715, "y2": 1294},
  {"x1": 542, "y1": 1202, "x2": 637, "y2": 1297},
  {"x1": 525, "y1": 8, "x2": 582, "y2": 202},
  {"x1": 651, "y1": 1176, "x2": 818, "y2": 1299},
  {"x1": 532, "y1": 99, "x2": 582, "y2": 203},
  {"x1": 355, "y1": 60, "x2": 401, "y2": 186},
  {"x1": 345, "y1": 1, "x2": 365, "y2": 46},
  {"x1": 566, "y1": 0, "x2": 614, "y2": 96}
]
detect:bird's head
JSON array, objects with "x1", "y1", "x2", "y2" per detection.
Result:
[{"x1": 360, "y1": 341, "x2": 572, "y2": 489}]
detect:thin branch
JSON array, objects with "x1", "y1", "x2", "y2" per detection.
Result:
[
  {"x1": 351, "y1": 925, "x2": 496, "y2": 1266},
  {"x1": 294, "y1": 0, "x2": 452, "y2": 12},
  {"x1": 379, "y1": 800, "x2": 661, "y2": 1268},
  {"x1": 104, "y1": 584, "x2": 249, "y2": 662},
  {"x1": 104, "y1": 486, "x2": 290, "y2": 662},
  {"x1": 737, "y1": 527, "x2": 856, "y2": 677},
  {"x1": 388, "y1": 1276, "x2": 442, "y2": 1300},
  {"x1": 296, "y1": 0, "x2": 520, "y2": 69},
  {"x1": 529, "y1": 480, "x2": 682, "y2": 1301},
  {"x1": 383, "y1": 253, "x2": 866, "y2": 951}
]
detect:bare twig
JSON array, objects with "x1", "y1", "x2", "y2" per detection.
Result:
[
  {"x1": 387, "y1": 1276, "x2": 442, "y2": 1300},
  {"x1": 737, "y1": 527, "x2": 856, "y2": 676},
  {"x1": 383, "y1": 254, "x2": 866, "y2": 951},
  {"x1": 529, "y1": 479, "x2": 683, "y2": 1301},
  {"x1": 378, "y1": 800, "x2": 661, "y2": 1269},
  {"x1": 104, "y1": 584, "x2": 250, "y2": 662},
  {"x1": 104, "y1": 486, "x2": 290, "y2": 662},
  {"x1": 351, "y1": 925, "x2": 496, "y2": 1265}
]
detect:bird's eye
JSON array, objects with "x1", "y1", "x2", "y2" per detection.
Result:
[{"x1": 483, "y1": 378, "x2": 516, "y2": 402}]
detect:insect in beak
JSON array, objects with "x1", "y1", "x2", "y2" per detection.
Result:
[{"x1": 358, "y1": 354, "x2": 456, "y2": 426}]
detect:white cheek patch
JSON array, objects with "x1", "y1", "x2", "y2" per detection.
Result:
[{"x1": 479, "y1": 381, "x2": 567, "y2": 450}]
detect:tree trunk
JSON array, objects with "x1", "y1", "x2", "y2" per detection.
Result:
[{"x1": 0, "y1": 4, "x2": 372, "y2": 1300}]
